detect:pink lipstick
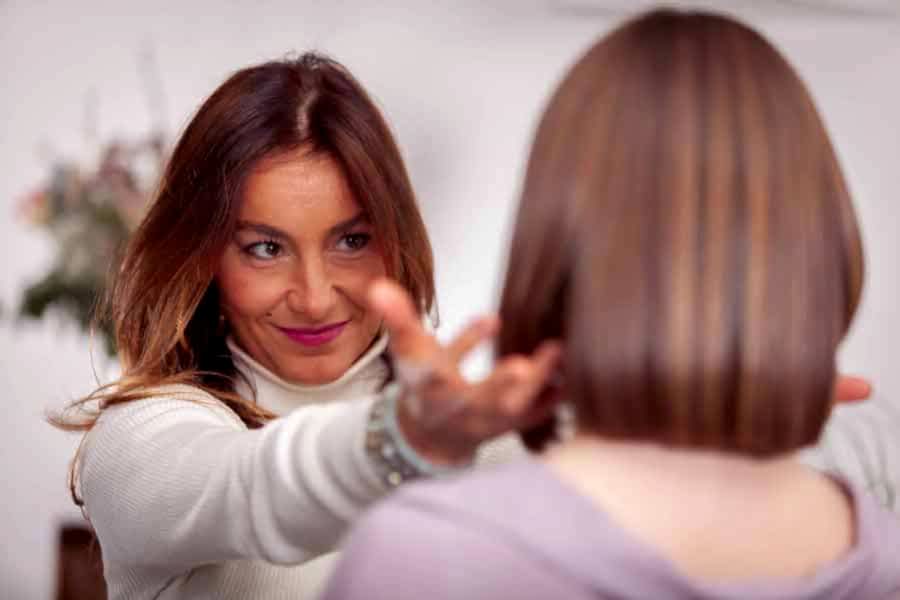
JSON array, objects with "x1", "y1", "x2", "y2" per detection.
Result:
[{"x1": 278, "y1": 320, "x2": 349, "y2": 347}]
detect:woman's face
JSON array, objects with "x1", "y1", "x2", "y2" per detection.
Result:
[{"x1": 217, "y1": 150, "x2": 387, "y2": 384}]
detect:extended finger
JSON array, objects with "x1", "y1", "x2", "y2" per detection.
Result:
[
  {"x1": 367, "y1": 278, "x2": 437, "y2": 360},
  {"x1": 834, "y1": 374, "x2": 871, "y2": 404},
  {"x1": 530, "y1": 340, "x2": 564, "y2": 384},
  {"x1": 496, "y1": 342, "x2": 563, "y2": 417},
  {"x1": 445, "y1": 315, "x2": 499, "y2": 364}
]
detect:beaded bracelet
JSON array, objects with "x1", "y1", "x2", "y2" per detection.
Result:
[{"x1": 364, "y1": 382, "x2": 461, "y2": 488}]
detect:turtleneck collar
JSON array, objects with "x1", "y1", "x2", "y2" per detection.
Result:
[{"x1": 227, "y1": 332, "x2": 390, "y2": 416}]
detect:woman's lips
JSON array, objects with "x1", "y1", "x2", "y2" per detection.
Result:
[{"x1": 278, "y1": 320, "x2": 350, "y2": 347}]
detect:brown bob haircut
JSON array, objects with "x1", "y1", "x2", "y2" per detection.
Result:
[
  {"x1": 498, "y1": 10, "x2": 864, "y2": 456},
  {"x1": 58, "y1": 53, "x2": 434, "y2": 436}
]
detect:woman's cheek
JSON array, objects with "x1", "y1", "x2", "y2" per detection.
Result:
[
  {"x1": 339, "y1": 256, "x2": 386, "y2": 299},
  {"x1": 220, "y1": 263, "x2": 285, "y2": 316}
]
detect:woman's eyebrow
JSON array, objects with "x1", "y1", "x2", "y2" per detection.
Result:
[
  {"x1": 234, "y1": 221, "x2": 291, "y2": 240},
  {"x1": 235, "y1": 213, "x2": 369, "y2": 240},
  {"x1": 328, "y1": 212, "x2": 370, "y2": 236}
]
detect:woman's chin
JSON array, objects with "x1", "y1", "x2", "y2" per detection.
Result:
[{"x1": 277, "y1": 360, "x2": 348, "y2": 386}]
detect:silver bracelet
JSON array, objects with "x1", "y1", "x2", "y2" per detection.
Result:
[{"x1": 365, "y1": 382, "x2": 459, "y2": 488}]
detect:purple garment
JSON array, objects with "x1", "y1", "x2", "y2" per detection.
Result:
[{"x1": 323, "y1": 459, "x2": 900, "y2": 599}]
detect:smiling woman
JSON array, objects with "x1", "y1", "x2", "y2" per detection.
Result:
[
  {"x1": 50, "y1": 54, "x2": 560, "y2": 600},
  {"x1": 218, "y1": 151, "x2": 387, "y2": 384}
]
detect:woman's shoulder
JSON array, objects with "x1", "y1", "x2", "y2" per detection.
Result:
[
  {"x1": 326, "y1": 460, "x2": 597, "y2": 600},
  {"x1": 368, "y1": 459, "x2": 556, "y2": 536},
  {"x1": 848, "y1": 478, "x2": 900, "y2": 588},
  {"x1": 334, "y1": 462, "x2": 544, "y2": 577},
  {"x1": 89, "y1": 383, "x2": 247, "y2": 440},
  {"x1": 78, "y1": 384, "x2": 248, "y2": 500}
]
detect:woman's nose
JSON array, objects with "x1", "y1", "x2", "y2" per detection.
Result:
[{"x1": 285, "y1": 256, "x2": 336, "y2": 321}]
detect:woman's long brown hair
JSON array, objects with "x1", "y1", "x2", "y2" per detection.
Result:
[
  {"x1": 52, "y1": 53, "x2": 436, "y2": 505},
  {"x1": 499, "y1": 10, "x2": 864, "y2": 455}
]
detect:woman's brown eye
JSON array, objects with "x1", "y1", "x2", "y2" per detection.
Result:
[
  {"x1": 338, "y1": 233, "x2": 371, "y2": 252},
  {"x1": 245, "y1": 240, "x2": 282, "y2": 259}
]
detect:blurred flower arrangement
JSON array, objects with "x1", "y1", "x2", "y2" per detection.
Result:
[{"x1": 16, "y1": 135, "x2": 166, "y2": 355}]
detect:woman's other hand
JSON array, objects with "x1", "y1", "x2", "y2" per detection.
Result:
[{"x1": 834, "y1": 375, "x2": 871, "y2": 404}]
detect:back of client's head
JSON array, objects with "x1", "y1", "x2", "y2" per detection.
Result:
[{"x1": 498, "y1": 9, "x2": 864, "y2": 456}]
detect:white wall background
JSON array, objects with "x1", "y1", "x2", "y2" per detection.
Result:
[{"x1": 1, "y1": 1, "x2": 898, "y2": 597}]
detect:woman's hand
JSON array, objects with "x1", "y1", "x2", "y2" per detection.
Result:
[
  {"x1": 834, "y1": 375, "x2": 871, "y2": 403},
  {"x1": 367, "y1": 278, "x2": 562, "y2": 466}
]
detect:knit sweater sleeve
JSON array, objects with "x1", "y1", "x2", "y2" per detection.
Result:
[{"x1": 78, "y1": 385, "x2": 386, "y2": 569}]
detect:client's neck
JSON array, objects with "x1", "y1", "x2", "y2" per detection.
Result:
[{"x1": 546, "y1": 433, "x2": 799, "y2": 484}]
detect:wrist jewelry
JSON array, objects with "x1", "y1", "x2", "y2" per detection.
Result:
[{"x1": 365, "y1": 382, "x2": 459, "y2": 488}]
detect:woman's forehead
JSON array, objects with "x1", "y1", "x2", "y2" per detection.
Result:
[{"x1": 240, "y1": 151, "x2": 363, "y2": 232}]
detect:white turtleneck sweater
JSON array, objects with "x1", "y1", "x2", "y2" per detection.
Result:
[{"x1": 78, "y1": 334, "x2": 526, "y2": 600}]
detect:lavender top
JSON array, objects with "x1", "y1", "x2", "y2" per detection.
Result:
[{"x1": 324, "y1": 459, "x2": 900, "y2": 599}]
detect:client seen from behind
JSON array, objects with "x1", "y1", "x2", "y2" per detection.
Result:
[{"x1": 323, "y1": 9, "x2": 900, "y2": 599}]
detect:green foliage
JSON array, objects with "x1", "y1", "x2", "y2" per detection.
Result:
[{"x1": 17, "y1": 138, "x2": 165, "y2": 355}]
